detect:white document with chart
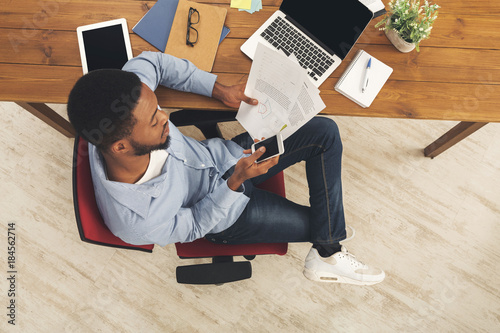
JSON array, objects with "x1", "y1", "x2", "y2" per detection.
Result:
[{"x1": 236, "y1": 43, "x2": 326, "y2": 140}]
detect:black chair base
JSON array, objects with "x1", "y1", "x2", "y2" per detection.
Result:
[{"x1": 176, "y1": 261, "x2": 252, "y2": 285}]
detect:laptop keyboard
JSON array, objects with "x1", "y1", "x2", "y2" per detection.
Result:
[{"x1": 260, "y1": 16, "x2": 334, "y2": 82}]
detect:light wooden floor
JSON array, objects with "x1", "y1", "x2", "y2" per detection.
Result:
[{"x1": 1, "y1": 101, "x2": 499, "y2": 332}]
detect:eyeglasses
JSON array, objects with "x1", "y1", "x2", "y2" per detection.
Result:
[{"x1": 186, "y1": 7, "x2": 199, "y2": 47}]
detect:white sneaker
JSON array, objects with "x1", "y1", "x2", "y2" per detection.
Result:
[{"x1": 303, "y1": 246, "x2": 385, "y2": 285}]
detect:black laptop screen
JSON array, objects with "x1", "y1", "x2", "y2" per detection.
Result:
[{"x1": 280, "y1": 0, "x2": 373, "y2": 58}]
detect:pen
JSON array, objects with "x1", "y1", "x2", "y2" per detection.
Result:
[{"x1": 362, "y1": 58, "x2": 372, "y2": 93}]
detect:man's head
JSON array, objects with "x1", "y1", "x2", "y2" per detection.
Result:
[{"x1": 67, "y1": 69, "x2": 170, "y2": 155}]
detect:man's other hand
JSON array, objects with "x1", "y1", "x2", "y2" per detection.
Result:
[{"x1": 227, "y1": 143, "x2": 279, "y2": 192}]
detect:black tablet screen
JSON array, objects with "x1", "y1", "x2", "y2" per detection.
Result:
[{"x1": 82, "y1": 24, "x2": 129, "y2": 72}]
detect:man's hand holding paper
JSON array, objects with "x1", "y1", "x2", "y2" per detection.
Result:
[{"x1": 236, "y1": 43, "x2": 326, "y2": 140}]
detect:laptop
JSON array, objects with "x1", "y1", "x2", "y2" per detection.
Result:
[{"x1": 240, "y1": 0, "x2": 373, "y2": 87}]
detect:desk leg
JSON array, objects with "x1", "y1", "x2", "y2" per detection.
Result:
[
  {"x1": 16, "y1": 102, "x2": 75, "y2": 138},
  {"x1": 424, "y1": 121, "x2": 488, "y2": 158}
]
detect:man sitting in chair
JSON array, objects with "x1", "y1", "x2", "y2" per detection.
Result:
[{"x1": 67, "y1": 51, "x2": 385, "y2": 286}]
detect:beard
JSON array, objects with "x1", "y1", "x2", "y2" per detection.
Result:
[{"x1": 130, "y1": 135, "x2": 171, "y2": 156}]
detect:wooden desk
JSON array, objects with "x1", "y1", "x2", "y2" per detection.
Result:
[{"x1": 1, "y1": 0, "x2": 499, "y2": 157}]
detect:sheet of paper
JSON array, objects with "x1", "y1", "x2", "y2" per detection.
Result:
[
  {"x1": 236, "y1": 43, "x2": 326, "y2": 140},
  {"x1": 230, "y1": 0, "x2": 252, "y2": 10},
  {"x1": 278, "y1": 79, "x2": 326, "y2": 140}
]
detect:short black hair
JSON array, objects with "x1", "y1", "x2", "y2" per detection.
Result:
[{"x1": 67, "y1": 69, "x2": 142, "y2": 151}]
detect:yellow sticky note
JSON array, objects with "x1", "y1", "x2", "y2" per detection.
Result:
[{"x1": 231, "y1": 0, "x2": 252, "y2": 10}]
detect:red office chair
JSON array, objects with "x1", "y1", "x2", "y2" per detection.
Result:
[
  {"x1": 72, "y1": 112, "x2": 288, "y2": 284},
  {"x1": 72, "y1": 136, "x2": 154, "y2": 252}
]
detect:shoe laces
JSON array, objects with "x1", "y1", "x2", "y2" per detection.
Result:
[{"x1": 340, "y1": 246, "x2": 365, "y2": 268}]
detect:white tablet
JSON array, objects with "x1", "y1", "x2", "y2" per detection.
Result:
[{"x1": 76, "y1": 18, "x2": 133, "y2": 74}]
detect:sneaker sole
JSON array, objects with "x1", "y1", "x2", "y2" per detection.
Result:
[{"x1": 303, "y1": 268, "x2": 383, "y2": 286}]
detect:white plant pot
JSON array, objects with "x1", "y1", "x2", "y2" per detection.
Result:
[{"x1": 385, "y1": 29, "x2": 416, "y2": 53}]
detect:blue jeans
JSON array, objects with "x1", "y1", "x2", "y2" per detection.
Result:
[{"x1": 206, "y1": 117, "x2": 346, "y2": 246}]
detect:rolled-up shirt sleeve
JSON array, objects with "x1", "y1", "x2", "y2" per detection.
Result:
[{"x1": 122, "y1": 51, "x2": 217, "y2": 96}]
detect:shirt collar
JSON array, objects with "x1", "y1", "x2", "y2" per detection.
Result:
[
  {"x1": 89, "y1": 144, "x2": 166, "y2": 219},
  {"x1": 88, "y1": 122, "x2": 218, "y2": 219}
]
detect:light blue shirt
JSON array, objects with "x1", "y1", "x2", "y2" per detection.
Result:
[{"x1": 89, "y1": 51, "x2": 249, "y2": 246}]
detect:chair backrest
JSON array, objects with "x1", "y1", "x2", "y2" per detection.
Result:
[{"x1": 72, "y1": 136, "x2": 154, "y2": 252}]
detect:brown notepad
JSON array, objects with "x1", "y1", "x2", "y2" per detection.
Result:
[{"x1": 164, "y1": 0, "x2": 227, "y2": 72}]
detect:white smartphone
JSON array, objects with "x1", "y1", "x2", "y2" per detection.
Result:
[
  {"x1": 251, "y1": 133, "x2": 285, "y2": 163},
  {"x1": 76, "y1": 18, "x2": 133, "y2": 74}
]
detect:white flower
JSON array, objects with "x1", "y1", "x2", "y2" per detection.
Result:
[{"x1": 419, "y1": 27, "x2": 424, "y2": 31}]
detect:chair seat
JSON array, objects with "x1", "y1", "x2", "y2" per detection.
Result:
[{"x1": 176, "y1": 238, "x2": 287, "y2": 258}]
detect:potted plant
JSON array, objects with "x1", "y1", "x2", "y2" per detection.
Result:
[{"x1": 375, "y1": 0, "x2": 440, "y2": 52}]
